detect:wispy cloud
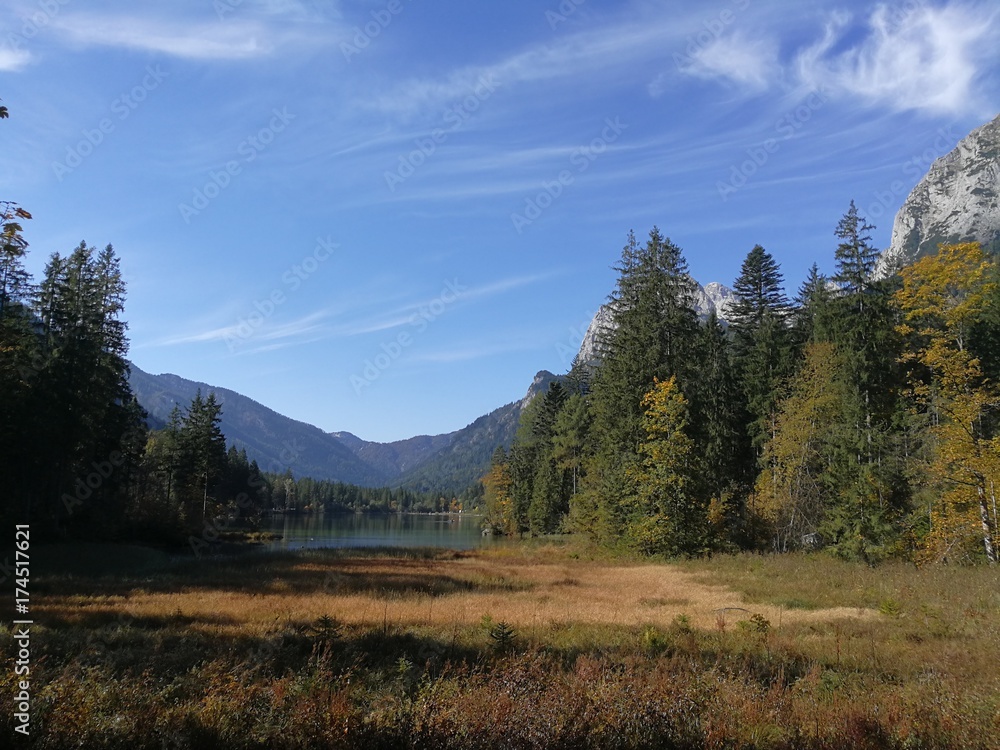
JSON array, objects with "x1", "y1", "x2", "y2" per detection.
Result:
[
  {"x1": 155, "y1": 309, "x2": 331, "y2": 347},
  {"x1": 409, "y1": 340, "x2": 540, "y2": 364},
  {"x1": 363, "y1": 15, "x2": 691, "y2": 118},
  {"x1": 157, "y1": 273, "x2": 556, "y2": 350},
  {"x1": 325, "y1": 273, "x2": 557, "y2": 337},
  {"x1": 46, "y1": 9, "x2": 339, "y2": 61},
  {"x1": 0, "y1": 46, "x2": 31, "y2": 72},
  {"x1": 680, "y1": 32, "x2": 779, "y2": 91},
  {"x1": 794, "y1": 3, "x2": 998, "y2": 116},
  {"x1": 50, "y1": 14, "x2": 274, "y2": 60}
]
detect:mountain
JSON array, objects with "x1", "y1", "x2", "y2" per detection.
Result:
[
  {"x1": 877, "y1": 113, "x2": 1000, "y2": 276},
  {"x1": 128, "y1": 362, "x2": 558, "y2": 494},
  {"x1": 329, "y1": 431, "x2": 453, "y2": 478},
  {"x1": 337, "y1": 370, "x2": 561, "y2": 494},
  {"x1": 575, "y1": 278, "x2": 734, "y2": 366},
  {"x1": 128, "y1": 364, "x2": 383, "y2": 485}
]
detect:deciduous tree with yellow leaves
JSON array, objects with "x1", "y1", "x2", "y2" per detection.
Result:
[
  {"x1": 625, "y1": 376, "x2": 709, "y2": 555},
  {"x1": 896, "y1": 242, "x2": 999, "y2": 564}
]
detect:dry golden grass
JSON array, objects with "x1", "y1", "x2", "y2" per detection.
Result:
[
  {"x1": 8, "y1": 544, "x2": 1000, "y2": 749},
  {"x1": 35, "y1": 548, "x2": 875, "y2": 639}
]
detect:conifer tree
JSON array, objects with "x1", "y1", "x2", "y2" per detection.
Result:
[
  {"x1": 583, "y1": 228, "x2": 700, "y2": 544},
  {"x1": 821, "y1": 203, "x2": 907, "y2": 561},
  {"x1": 689, "y1": 311, "x2": 749, "y2": 540},
  {"x1": 792, "y1": 263, "x2": 833, "y2": 346},
  {"x1": 551, "y1": 392, "x2": 591, "y2": 498},
  {"x1": 728, "y1": 245, "x2": 793, "y2": 461}
]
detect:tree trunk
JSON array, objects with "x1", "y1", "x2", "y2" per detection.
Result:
[{"x1": 978, "y1": 482, "x2": 997, "y2": 565}]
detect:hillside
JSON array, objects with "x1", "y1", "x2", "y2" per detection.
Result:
[{"x1": 128, "y1": 364, "x2": 559, "y2": 494}]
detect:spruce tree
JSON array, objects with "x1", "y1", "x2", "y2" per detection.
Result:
[
  {"x1": 792, "y1": 263, "x2": 833, "y2": 346},
  {"x1": 689, "y1": 310, "x2": 750, "y2": 543},
  {"x1": 821, "y1": 203, "x2": 908, "y2": 561},
  {"x1": 728, "y1": 245, "x2": 793, "y2": 457},
  {"x1": 583, "y1": 227, "x2": 700, "y2": 546}
]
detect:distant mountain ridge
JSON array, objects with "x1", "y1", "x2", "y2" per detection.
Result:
[{"x1": 128, "y1": 362, "x2": 557, "y2": 494}]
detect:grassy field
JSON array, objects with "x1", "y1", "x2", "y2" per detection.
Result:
[{"x1": 3, "y1": 542, "x2": 999, "y2": 748}]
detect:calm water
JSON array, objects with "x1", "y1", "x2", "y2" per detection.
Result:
[{"x1": 264, "y1": 513, "x2": 501, "y2": 551}]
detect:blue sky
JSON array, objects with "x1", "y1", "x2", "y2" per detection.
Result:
[{"x1": 3, "y1": 0, "x2": 998, "y2": 443}]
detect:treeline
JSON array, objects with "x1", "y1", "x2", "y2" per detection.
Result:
[
  {"x1": 263, "y1": 470, "x2": 479, "y2": 514},
  {"x1": 0, "y1": 217, "x2": 469, "y2": 543},
  {"x1": 485, "y1": 203, "x2": 1000, "y2": 565}
]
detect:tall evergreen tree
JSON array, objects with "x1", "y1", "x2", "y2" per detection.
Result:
[
  {"x1": 821, "y1": 203, "x2": 908, "y2": 561},
  {"x1": 792, "y1": 263, "x2": 833, "y2": 346},
  {"x1": 728, "y1": 245, "x2": 793, "y2": 456},
  {"x1": 690, "y1": 311, "x2": 750, "y2": 543},
  {"x1": 177, "y1": 391, "x2": 227, "y2": 523},
  {"x1": 27, "y1": 242, "x2": 140, "y2": 534},
  {"x1": 582, "y1": 227, "x2": 700, "y2": 544},
  {"x1": 832, "y1": 200, "x2": 879, "y2": 297}
]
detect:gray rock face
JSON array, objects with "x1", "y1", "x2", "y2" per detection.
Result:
[
  {"x1": 575, "y1": 279, "x2": 734, "y2": 365},
  {"x1": 576, "y1": 304, "x2": 615, "y2": 366},
  {"x1": 878, "y1": 113, "x2": 1000, "y2": 276},
  {"x1": 700, "y1": 281, "x2": 736, "y2": 319}
]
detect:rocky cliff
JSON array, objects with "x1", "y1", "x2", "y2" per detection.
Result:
[
  {"x1": 878, "y1": 113, "x2": 1000, "y2": 276},
  {"x1": 575, "y1": 279, "x2": 735, "y2": 365}
]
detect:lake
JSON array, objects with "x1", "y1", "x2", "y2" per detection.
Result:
[{"x1": 264, "y1": 512, "x2": 502, "y2": 551}]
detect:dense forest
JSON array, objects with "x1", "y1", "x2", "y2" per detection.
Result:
[{"x1": 484, "y1": 206, "x2": 1000, "y2": 565}]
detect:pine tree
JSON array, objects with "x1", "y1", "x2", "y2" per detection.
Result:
[
  {"x1": 728, "y1": 245, "x2": 793, "y2": 458},
  {"x1": 832, "y1": 200, "x2": 879, "y2": 297},
  {"x1": 26, "y1": 242, "x2": 140, "y2": 534},
  {"x1": 690, "y1": 311, "x2": 750, "y2": 544},
  {"x1": 820, "y1": 203, "x2": 908, "y2": 561},
  {"x1": 729, "y1": 245, "x2": 791, "y2": 330},
  {"x1": 551, "y1": 392, "x2": 590, "y2": 498},
  {"x1": 177, "y1": 391, "x2": 227, "y2": 524},
  {"x1": 792, "y1": 263, "x2": 833, "y2": 346},
  {"x1": 583, "y1": 228, "x2": 700, "y2": 544}
]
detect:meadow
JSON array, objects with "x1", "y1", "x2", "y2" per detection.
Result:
[{"x1": 2, "y1": 542, "x2": 998, "y2": 748}]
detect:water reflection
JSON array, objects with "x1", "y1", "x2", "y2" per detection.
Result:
[{"x1": 265, "y1": 513, "x2": 501, "y2": 551}]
